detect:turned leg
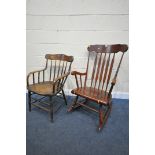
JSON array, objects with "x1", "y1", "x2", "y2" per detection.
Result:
[
  {"x1": 98, "y1": 103, "x2": 112, "y2": 131},
  {"x1": 49, "y1": 96, "x2": 53, "y2": 122},
  {"x1": 67, "y1": 95, "x2": 79, "y2": 112},
  {"x1": 109, "y1": 101, "x2": 112, "y2": 112},
  {"x1": 62, "y1": 89, "x2": 67, "y2": 105},
  {"x1": 28, "y1": 91, "x2": 31, "y2": 112},
  {"x1": 103, "y1": 103, "x2": 112, "y2": 123},
  {"x1": 98, "y1": 104, "x2": 103, "y2": 131}
]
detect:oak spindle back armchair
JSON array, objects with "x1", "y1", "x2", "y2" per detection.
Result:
[
  {"x1": 68, "y1": 44, "x2": 128, "y2": 130},
  {"x1": 27, "y1": 54, "x2": 74, "y2": 122}
]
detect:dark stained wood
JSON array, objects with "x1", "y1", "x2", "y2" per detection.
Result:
[
  {"x1": 71, "y1": 71, "x2": 87, "y2": 76},
  {"x1": 49, "y1": 96, "x2": 53, "y2": 122},
  {"x1": 94, "y1": 52, "x2": 102, "y2": 90},
  {"x1": 114, "y1": 52, "x2": 125, "y2": 79},
  {"x1": 75, "y1": 74, "x2": 79, "y2": 89},
  {"x1": 32, "y1": 102, "x2": 50, "y2": 112},
  {"x1": 62, "y1": 89, "x2": 67, "y2": 105},
  {"x1": 90, "y1": 53, "x2": 98, "y2": 89},
  {"x1": 71, "y1": 87, "x2": 111, "y2": 104},
  {"x1": 87, "y1": 45, "x2": 106, "y2": 53},
  {"x1": 79, "y1": 101, "x2": 98, "y2": 113},
  {"x1": 97, "y1": 53, "x2": 106, "y2": 92},
  {"x1": 53, "y1": 60, "x2": 56, "y2": 81},
  {"x1": 99, "y1": 104, "x2": 103, "y2": 130},
  {"x1": 49, "y1": 61, "x2": 52, "y2": 81},
  {"x1": 54, "y1": 72, "x2": 70, "y2": 86},
  {"x1": 99, "y1": 104, "x2": 111, "y2": 131},
  {"x1": 27, "y1": 66, "x2": 47, "y2": 86},
  {"x1": 101, "y1": 53, "x2": 110, "y2": 91},
  {"x1": 71, "y1": 71, "x2": 87, "y2": 89},
  {"x1": 68, "y1": 95, "x2": 82, "y2": 112},
  {"x1": 28, "y1": 91, "x2": 31, "y2": 111},
  {"x1": 27, "y1": 54, "x2": 74, "y2": 122},
  {"x1": 80, "y1": 75, "x2": 82, "y2": 88},
  {"x1": 107, "y1": 44, "x2": 128, "y2": 53},
  {"x1": 105, "y1": 53, "x2": 115, "y2": 92},
  {"x1": 68, "y1": 44, "x2": 128, "y2": 131},
  {"x1": 43, "y1": 70, "x2": 45, "y2": 82},
  {"x1": 57, "y1": 60, "x2": 61, "y2": 77},
  {"x1": 38, "y1": 71, "x2": 40, "y2": 83},
  {"x1": 84, "y1": 52, "x2": 90, "y2": 89},
  {"x1": 63, "y1": 61, "x2": 68, "y2": 74},
  {"x1": 45, "y1": 54, "x2": 73, "y2": 62},
  {"x1": 33, "y1": 73, "x2": 35, "y2": 84},
  {"x1": 61, "y1": 61, "x2": 65, "y2": 75},
  {"x1": 88, "y1": 44, "x2": 128, "y2": 53}
]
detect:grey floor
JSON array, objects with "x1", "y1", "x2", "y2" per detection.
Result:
[{"x1": 26, "y1": 96, "x2": 129, "y2": 155}]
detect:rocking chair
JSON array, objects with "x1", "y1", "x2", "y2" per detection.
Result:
[
  {"x1": 68, "y1": 44, "x2": 128, "y2": 130},
  {"x1": 27, "y1": 54, "x2": 74, "y2": 122}
]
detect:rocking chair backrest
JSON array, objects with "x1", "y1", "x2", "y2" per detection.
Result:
[{"x1": 84, "y1": 44, "x2": 128, "y2": 96}]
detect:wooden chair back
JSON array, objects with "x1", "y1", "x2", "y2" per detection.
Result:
[
  {"x1": 45, "y1": 54, "x2": 73, "y2": 81},
  {"x1": 29, "y1": 54, "x2": 73, "y2": 87},
  {"x1": 82, "y1": 44, "x2": 128, "y2": 97}
]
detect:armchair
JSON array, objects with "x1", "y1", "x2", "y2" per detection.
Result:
[{"x1": 27, "y1": 54, "x2": 74, "y2": 122}]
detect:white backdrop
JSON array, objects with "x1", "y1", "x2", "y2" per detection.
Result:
[{"x1": 26, "y1": 0, "x2": 129, "y2": 97}]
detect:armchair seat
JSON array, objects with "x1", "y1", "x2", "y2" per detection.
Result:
[
  {"x1": 71, "y1": 87, "x2": 112, "y2": 105},
  {"x1": 28, "y1": 81, "x2": 58, "y2": 96}
]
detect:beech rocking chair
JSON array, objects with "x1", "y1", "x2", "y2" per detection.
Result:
[
  {"x1": 27, "y1": 54, "x2": 74, "y2": 122},
  {"x1": 68, "y1": 44, "x2": 128, "y2": 130}
]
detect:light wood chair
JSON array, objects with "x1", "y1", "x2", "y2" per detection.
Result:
[
  {"x1": 27, "y1": 54, "x2": 74, "y2": 122},
  {"x1": 68, "y1": 44, "x2": 128, "y2": 130}
]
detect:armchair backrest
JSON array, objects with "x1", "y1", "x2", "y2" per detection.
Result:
[
  {"x1": 84, "y1": 44, "x2": 128, "y2": 96},
  {"x1": 44, "y1": 54, "x2": 74, "y2": 82},
  {"x1": 28, "y1": 54, "x2": 74, "y2": 86}
]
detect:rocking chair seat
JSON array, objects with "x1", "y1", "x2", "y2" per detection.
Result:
[
  {"x1": 71, "y1": 87, "x2": 112, "y2": 105},
  {"x1": 28, "y1": 81, "x2": 58, "y2": 96}
]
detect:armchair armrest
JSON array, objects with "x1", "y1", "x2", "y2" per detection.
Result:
[
  {"x1": 27, "y1": 68, "x2": 46, "y2": 76},
  {"x1": 27, "y1": 68, "x2": 47, "y2": 87},
  {"x1": 52, "y1": 72, "x2": 70, "y2": 93},
  {"x1": 54, "y1": 72, "x2": 70, "y2": 84},
  {"x1": 71, "y1": 71, "x2": 87, "y2": 76}
]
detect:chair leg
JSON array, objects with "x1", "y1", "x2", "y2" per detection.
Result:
[
  {"x1": 49, "y1": 96, "x2": 53, "y2": 123},
  {"x1": 98, "y1": 103, "x2": 112, "y2": 131},
  {"x1": 67, "y1": 95, "x2": 79, "y2": 112},
  {"x1": 98, "y1": 104, "x2": 103, "y2": 131},
  {"x1": 28, "y1": 91, "x2": 31, "y2": 112},
  {"x1": 62, "y1": 89, "x2": 67, "y2": 105}
]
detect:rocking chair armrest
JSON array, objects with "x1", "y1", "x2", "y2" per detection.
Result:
[
  {"x1": 71, "y1": 71, "x2": 87, "y2": 76},
  {"x1": 108, "y1": 77, "x2": 117, "y2": 97},
  {"x1": 71, "y1": 71, "x2": 86, "y2": 88},
  {"x1": 111, "y1": 77, "x2": 116, "y2": 85}
]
